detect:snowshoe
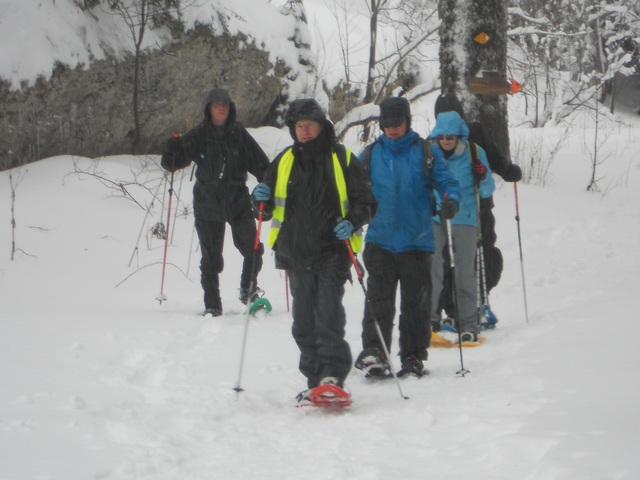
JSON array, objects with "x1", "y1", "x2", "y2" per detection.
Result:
[
  {"x1": 430, "y1": 331, "x2": 454, "y2": 348},
  {"x1": 249, "y1": 297, "x2": 272, "y2": 316},
  {"x1": 432, "y1": 330, "x2": 486, "y2": 348},
  {"x1": 480, "y1": 305, "x2": 498, "y2": 329},
  {"x1": 296, "y1": 378, "x2": 352, "y2": 408},
  {"x1": 457, "y1": 331, "x2": 485, "y2": 347},
  {"x1": 441, "y1": 323, "x2": 457, "y2": 333},
  {"x1": 308, "y1": 383, "x2": 352, "y2": 407},
  {"x1": 295, "y1": 388, "x2": 315, "y2": 407}
]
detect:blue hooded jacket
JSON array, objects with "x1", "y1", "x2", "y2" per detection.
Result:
[
  {"x1": 428, "y1": 111, "x2": 495, "y2": 226},
  {"x1": 362, "y1": 130, "x2": 460, "y2": 254}
]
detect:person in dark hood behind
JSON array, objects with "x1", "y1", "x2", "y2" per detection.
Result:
[
  {"x1": 160, "y1": 88, "x2": 270, "y2": 316},
  {"x1": 251, "y1": 98, "x2": 377, "y2": 404},
  {"x1": 433, "y1": 93, "x2": 522, "y2": 327}
]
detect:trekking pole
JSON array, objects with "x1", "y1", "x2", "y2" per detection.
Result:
[
  {"x1": 344, "y1": 240, "x2": 409, "y2": 400},
  {"x1": 170, "y1": 168, "x2": 185, "y2": 244},
  {"x1": 444, "y1": 218, "x2": 470, "y2": 377},
  {"x1": 156, "y1": 170, "x2": 174, "y2": 304},
  {"x1": 128, "y1": 178, "x2": 163, "y2": 267},
  {"x1": 514, "y1": 183, "x2": 530, "y2": 323},
  {"x1": 186, "y1": 223, "x2": 197, "y2": 277},
  {"x1": 233, "y1": 201, "x2": 265, "y2": 394},
  {"x1": 474, "y1": 187, "x2": 492, "y2": 326},
  {"x1": 285, "y1": 271, "x2": 290, "y2": 312}
]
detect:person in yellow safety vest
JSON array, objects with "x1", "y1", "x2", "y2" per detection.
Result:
[{"x1": 251, "y1": 98, "x2": 377, "y2": 402}]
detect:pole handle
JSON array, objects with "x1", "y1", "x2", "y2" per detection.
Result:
[{"x1": 344, "y1": 239, "x2": 363, "y2": 280}]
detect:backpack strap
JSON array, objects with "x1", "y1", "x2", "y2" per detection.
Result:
[
  {"x1": 360, "y1": 140, "x2": 380, "y2": 174},
  {"x1": 422, "y1": 138, "x2": 433, "y2": 178},
  {"x1": 468, "y1": 140, "x2": 480, "y2": 166}
]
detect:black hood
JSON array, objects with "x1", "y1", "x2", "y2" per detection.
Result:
[
  {"x1": 284, "y1": 98, "x2": 336, "y2": 141},
  {"x1": 203, "y1": 88, "x2": 237, "y2": 124},
  {"x1": 434, "y1": 93, "x2": 464, "y2": 118}
]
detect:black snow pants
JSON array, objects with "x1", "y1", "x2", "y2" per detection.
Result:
[
  {"x1": 194, "y1": 214, "x2": 263, "y2": 311},
  {"x1": 361, "y1": 244, "x2": 432, "y2": 362},
  {"x1": 287, "y1": 265, "x2": 352, "y2": 389}
]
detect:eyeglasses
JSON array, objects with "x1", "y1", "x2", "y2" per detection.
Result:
[
  {"x1": 437, "y1": 135, "x2": 457, "y2": 141},
  {"x1": 295, "y1": 121, "x2": 320, "y2": 131}
]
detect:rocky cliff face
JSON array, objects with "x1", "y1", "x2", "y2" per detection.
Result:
[{"x1": 0, "y1": 28, "x2": 286, "y2": 170}]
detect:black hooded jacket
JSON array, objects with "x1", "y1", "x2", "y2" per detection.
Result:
[
  {"x1": 160, "y1": 89, "x2": 270, "y2": 222},
  {"x1": 262, "y1": 116, "x2": 376, "y2": 271}
]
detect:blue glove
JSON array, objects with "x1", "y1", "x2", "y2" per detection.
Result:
[
  {"x1": 334, "y1": 219, "x2": 354, "y2": 240},
  {"x1": 252, "y1": 183, "x2": 271, "y2": 202}
]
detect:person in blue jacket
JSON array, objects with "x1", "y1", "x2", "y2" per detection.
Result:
[
  {"x1": 428, "y1": 111, "x2": 496, "y2": 343},
  {"x1": 354, "y1": 97, "x2": 460, "y2": 378}
]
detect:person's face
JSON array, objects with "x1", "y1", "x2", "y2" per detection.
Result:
[
  {"x1": 209, "y1": 103, "x2": 230, "y2": 126},
  {"x1": 383, "y1": 120, "x2": 408, "y2": 140},
  {"x1": 437, "y1": 134, "x2": 458, "y2": 152},
  {"x1": 295, "y1": 120, "x2": 322, "y2": 143}
]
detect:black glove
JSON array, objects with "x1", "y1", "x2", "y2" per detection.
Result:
[
  {"x1": 473, "y1": 162, "x2": 488, "y2": 181},
  {"x1": 440, "y1": 198, "x2": 459, "y2": 220},
  {"x1": 502, "y1": 163, "x2": 522, "y2": 182},
  {"x1": 162, "y1": 135, "x2": 183, "y2": 173}
]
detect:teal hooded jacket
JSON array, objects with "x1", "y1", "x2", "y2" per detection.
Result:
[{"x1": 428, "y1": 111, "x2": 495, "y2": 227}]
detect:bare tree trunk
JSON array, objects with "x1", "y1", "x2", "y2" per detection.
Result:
[
  {"x1": 360, "y1": 0, "x2": 387, "y2": 142},
  {"x1": 439, "y1": 0, "x2": 511, "y2": 161},
  {"x1": 132, "y1": 0, "x2": 149, "y2": 153}
]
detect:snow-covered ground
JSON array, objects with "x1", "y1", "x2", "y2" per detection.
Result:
[{"x1": 1, "y1": 113, "x2": 639, "y2": 479}]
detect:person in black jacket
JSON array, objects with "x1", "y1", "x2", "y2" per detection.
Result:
[
  {"x1": 251, "y1": 99, "x2": 376, "y2": 399},
  {"x1": 160, "y1": 88, "x2": 270, "y2": 317},
  {"x1": 432, "y1": 93, "x2": 522, "y2": 327}
]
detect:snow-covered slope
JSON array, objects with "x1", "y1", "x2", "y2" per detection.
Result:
[{"x1": 1, "y1": 117, "x2": 639, "y2": 478}]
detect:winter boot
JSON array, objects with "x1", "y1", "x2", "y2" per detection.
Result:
[
  {"x1": 239, "y1": 286, "x2": 264, "y2": 305},
  {"x1": 355, "y1": 347, "x2": 391, "y2": 378},
  {"x1": 202, "y1": 273, "x2": 222, "y2": 315},
  {"x1": 441, "y1": 315, "x2": 457, "y2": 333},
  {"x1": 397, "y1": 355, "x2": 427, "y2": 378}
]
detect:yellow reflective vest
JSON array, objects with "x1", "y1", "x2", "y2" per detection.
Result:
[{"x1": 267, "y1": 147, "x2": 364, "y2": 253}]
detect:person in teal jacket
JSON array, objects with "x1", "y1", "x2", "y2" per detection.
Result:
[
  {"x1": 354, "y1": 97, "x2": 460, "y2": 379},
  {"x1": 428, "y1": 111, "x2": 496, "y2": 342}
]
